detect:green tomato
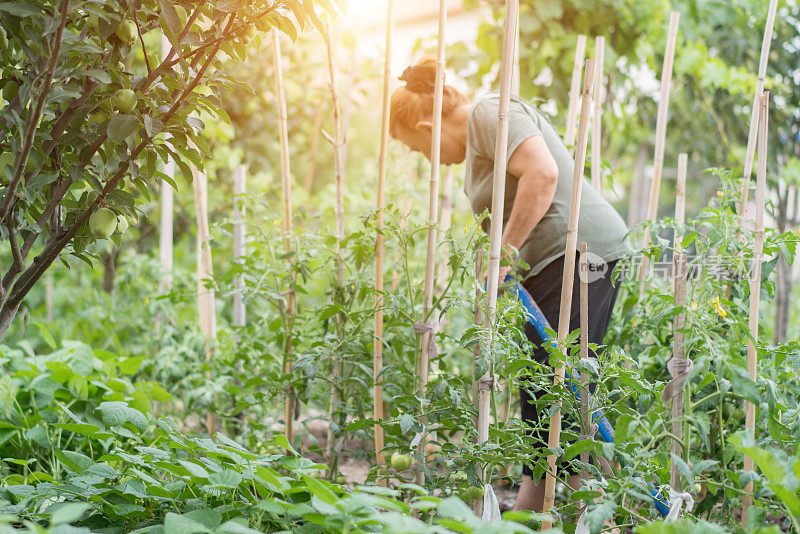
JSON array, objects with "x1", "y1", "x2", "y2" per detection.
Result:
[
  {"x1": 466, "y1": 486, "x2": 485, "y2": 500},
  {"x1": 116, "y1": 215, "x2": 129, "y2": 235},
  {"x1": 115, "y1": 20, "x2": 137, "y2": 44},
  {"x1": 390, "y1": 452, "x2": 412, "y2": 471},
  {"x1": 113, "y1": 89, "x2": 136, "y2": 112},
  {"x1": 89, "y1": 207, "x2": 117, "y2": 238},
  {"x1": 3, "y1": 81, "x2": 19, "y2": 102},
  {"x1": 693, "y1": 483, "x2": 702, "y2": 494},
  {"x1": 335, "y1": 475, "x2": 347, "y2": 485}
]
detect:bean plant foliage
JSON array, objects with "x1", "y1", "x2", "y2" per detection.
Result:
[{"x1": 0, "y1": 0, "x2": 344, "y2": 340}]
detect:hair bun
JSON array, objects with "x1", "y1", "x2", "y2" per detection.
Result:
[{"x1": 399, "y1": 58, "x2": 438, "y2": 94}]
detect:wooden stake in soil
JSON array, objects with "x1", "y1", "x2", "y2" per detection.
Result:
[
  {"x1": 591, "y1": 37, "x2": 605, "y2": 193},
  {"x1": 472, "y1": 249, "x2": 485, "y2": 427},
  {"x1": 273, "y1": 31, "x2": 296, "y2": 445},
  {"x1": 638, "y1": 12, "x2": 680, "y2": 295},
  {"x1": 473, "y1": 0, "x2": 519, "y2": 515},
  {"x1": 541, "y1": 59, "x2": 596, "y2": 528},
  {"x1": 324, "y1": 19, "x2": 347, "y2": 467},
  {"x1": 737, "y1": 0, "x2": 778, "y2": 213},
  {"x1": 373, "y1": 0, "x2": 394, "y2": 475},
  {"x1": 565, "y1": 35, "x2": 587, "y2": 147},
  {"x1": 578, "y1": 242, "x2": 589, "y2": 480},
  {"x1": 233, "y1": 164, "x2": 246, "y2": 332},
  {"x1": 159, "y1": 34, "x2": 174, "y2": 295},
  {"x1": 742, "y1": 92, "x2": 770, "y2": 527},
  {"x1": 512, "y1": 11, "x2": 520, "y2": 96},
  {"x1": 478, "y1": 0, "x2": 519, "y2": 469},
  {"x1": 192, "y1": 166, "x2": 218, "y2": 435},
  {"x1": 415, "y1": 0, "x2": 448, "y2": 483},
  {"x1": 667, "y1": 153, "x2": 688, "y2": 491},
  {"x1": 303, "y1": 102, "x2": 325, "y2": 196}
]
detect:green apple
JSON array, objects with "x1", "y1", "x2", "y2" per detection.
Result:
[
  {"x1": 3, "y1": 80, "x2": 19, "y2": 102},
  {"x1": 89, "y1": 109, "x2": 109, "y2": 124},
  {"x1": 115, "y1": 20, "x2": 137, "y2": 44},
  {"x1": 390, "y1": 452, "x2": 411, "y2": 471},
  {"x1": 116, "y1": 215, "x2": 129, "y2": 234},
  {"x1": 113, "y1": 89, "x2": 136, "y2": 112},
  {"x1": 89, "y1": 207, "x2": 117, "y2": 238}
]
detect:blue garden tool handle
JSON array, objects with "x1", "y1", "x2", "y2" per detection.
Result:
[{"x1": 507, "y1": 277, "x2": 670, "y2": 517}]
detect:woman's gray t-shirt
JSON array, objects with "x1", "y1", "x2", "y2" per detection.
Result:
[{"x1": 464, "y1": 94, "x2": 631, "y2": 281}]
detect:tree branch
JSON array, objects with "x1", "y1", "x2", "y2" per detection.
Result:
[
  {"x1": 8, "y1": 225, "x2": 24, "y2": 272},
  {"x1": 133, "y1": 11, "x2": 152, "y2": 76},
  {"x1": 0, "y1": 0, "x2": 70, "y2": 223}
]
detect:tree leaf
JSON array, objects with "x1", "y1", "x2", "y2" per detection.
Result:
[{"x1": 107, "y1": 114, "x2": 138, "y2": 143}]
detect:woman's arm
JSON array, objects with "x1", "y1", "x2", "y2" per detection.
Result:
[{"x1": 502, "y1": 135, "x2": 559, "y2": 254}]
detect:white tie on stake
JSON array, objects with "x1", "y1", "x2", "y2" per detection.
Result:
[
  {"x1": 662, "y1": 358, "x2": 694, "y2": 402},
  {"x1": 481, "y1": 483, "x2": 501, "y2": 522},
  {"x1": 667, "y1": 490, "x2": 695, "y2": 521}
]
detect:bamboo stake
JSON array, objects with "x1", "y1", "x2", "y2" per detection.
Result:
[
  {"x1": 273, "y1": 31, "x2": 296, "y2": 445},
  {"x1": 541, "y1": 59, "x2": 595, "y2": 528},
  {"x1": 579, "y1": 242, "x2": 589, "y2": 481},
  {"x1": 303, "y1": 103, "x2": 325, "y2": 196},
  {"x1": 638, "y1": 12, "x2": 680, "y2": 296},
  {"x1": 159, "y1": 34, "x2": 174, "y2": 295},
  {"x1": 564, "y1": 35, "x2": 587, "y2": 147},
  {"x1": 233, "y1": 164, "x2": 246, "y2": 331},
  {"x1": 373, "y1": 0, "x2": 394, "y2": 476},
  {"x1": 742, "y1": 92, "x2": 769, "y2": 527},
  {"x1": 669, "y1": 153, "x2": 688, "y2": 491},
  {"x1": 192, "y1": 166, "x2": 217, "y2": 435},
  {"x1": 737, "y1": 0, "x2": 778, "y2": 214},
  {"x1": 511, "y1": 10, "x2": 520, "y2": 96},
  {"x1": 416, "y1": 0, "x2": 447, "y2": 484},
  {"x1": 324, "y1": 19, "x2": 347, "y2": 467},
  {"x1": 479, "y1": 0, "x2": 519, "y2": 463},
  {"x1": 591, "y1": 37, "x2": 605, "y2": 193},
  {"x1": 472, "y1": 249, "x2": 485, "y2": 427}
]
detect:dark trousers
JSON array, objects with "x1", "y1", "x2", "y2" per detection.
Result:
[{"x1": 519, "y1": 253, "x2": 620, "y2": 477}]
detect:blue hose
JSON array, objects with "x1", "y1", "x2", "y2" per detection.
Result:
[{"x1": 507, "y1": 279, "x2": 670, "y2": 517}]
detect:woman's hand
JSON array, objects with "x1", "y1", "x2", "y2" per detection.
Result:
[{"x1": 483, "y1": 247, "x2": 516, "y2": 287}]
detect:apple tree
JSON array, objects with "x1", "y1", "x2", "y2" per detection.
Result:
[{"x1": 0, "y1": 0, "x2": 336, "y2": 339}]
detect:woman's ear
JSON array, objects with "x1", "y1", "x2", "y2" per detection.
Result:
[{"x1": 415, "y1": 120, "x2": 434, "y2": 133}]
